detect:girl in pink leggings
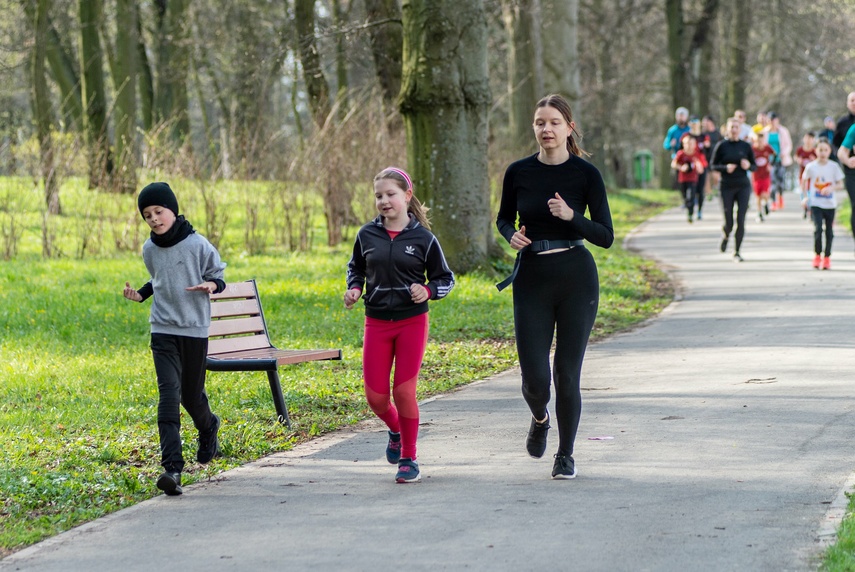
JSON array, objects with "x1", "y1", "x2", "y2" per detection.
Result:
[{"x1": 345, "y1": 167, "x2": 455, "y2": 483}]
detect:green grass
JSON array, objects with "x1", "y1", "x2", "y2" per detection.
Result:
[
  {"x1": 0, "y1": 183, "x2": 679, "y2": 556},
  {"x1": 823, "y1": 492, "x2": 855, "y2": 571}
]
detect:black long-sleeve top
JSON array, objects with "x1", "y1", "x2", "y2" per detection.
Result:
[
  {"x1": 496, "y1": 153, "x2": 614, "y2": 249},
  {"x1": 832, "y1": 112, "x2": 855, "y2": 150},
  {"x1": 710, "y1": 139, "x2": 756, "y2": 191}
]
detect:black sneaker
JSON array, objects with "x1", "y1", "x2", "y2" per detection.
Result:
[
  {"x1": 733, "y1": 252, "x2": 744, "y2": 263},
  {"x1": 156, "y1": 471, "x2": 183, "y2": 495},
  {"x1": 720, "y1": 235, "x2": 728, "y2": 253},
  {"x1": 526, "y1": 414, "x2": 550, "y2": 458},
  {"x1": 395, "y1": 458, "x2": 421, "y2": 483},
  {"x1": 551, "y1": 455, "x2": 577, "y2": 480},
  {"x1": 197, "y1": 414, "x2": 221, "y2": 464},
  {"x1": 386, "y1": 431, "x2": 402, "y2": 464}
]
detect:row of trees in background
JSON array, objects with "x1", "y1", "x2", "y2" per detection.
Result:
[{"x1": 2, "y1": 0, "x2": 854, "y2": 270}]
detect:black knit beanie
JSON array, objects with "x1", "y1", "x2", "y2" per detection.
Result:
[{"x1": 138, "y1": 182, "x2": 179, "y2": 218}]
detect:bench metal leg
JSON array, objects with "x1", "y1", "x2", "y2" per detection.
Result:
[{"x1": 266, "y1": 370, "x2": 292, "y2": 428}]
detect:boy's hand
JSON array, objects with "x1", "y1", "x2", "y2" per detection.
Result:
[
  {"x1": 123, "y1": 282, "x2": 143, "y2": 302},
  {"x1": 344, "y1": 288, "x2": 361, "y2": 310},
  {"x1": 186, "y1": 281, "x2": 216, "y2": 294}
]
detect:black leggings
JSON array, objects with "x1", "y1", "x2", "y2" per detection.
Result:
[
  {"x1": 696, "y1": 170, "x2": 707, "y2": 212},
  {"x1": 720, "y1": 184, "x2": 751, "y2": 253},
  {"x1": 680, "y1": 182, "x2": 697, "y2": 216},
  {"x1": 811, "y1": 207, "x2": 835, "y2": 257},
  {"x1": 845, "y1": 170, "x2": 855, "y2": 239},
  {"x1": 512, "y1": 247, "x2": 599, "y2": 457},
  {"x1": 150, "y1": 333, "x2": 215, "y2": 472}
]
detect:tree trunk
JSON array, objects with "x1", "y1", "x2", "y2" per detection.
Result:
[
  {"x1": 502, "y1": 0, "x2": 541, "y2": 156},
  {"x1": 79, "y1": 0, "x2": 112, "y2": 189},
  {"x1": 363, "y1": 0, "x2": 403, "y2": 109},
  {"x1": 687, "y1": 0, "x2": 719, "y2": 115},
  {"x1": 332, "y1": 0, "x2": 349, "y2": 116},
  {"x1": 294, "y1": 0, "x2": 331, "y2": 125},
  {"x1": 113, "y1": 0, "x2": 138, "y2": 194},
  {"x1": 154, "y1": 0, "x2": 190, "y2": 141},
  {"x1": 724, "y1": 0, "x2": 750, "y2": 114},
  {"x1": 665, "y1": 0, "x2": 689, "y2": 110},
  {"x1": 20, "y1": 0, "x2": 83, "y2": 131},
  {"x1": 540, "y1": 0, "x2": 578, "y2": 104},
  {"x1": 32, "y1": 0, "x2": 60, "y2": 214},
  {"x1": 400, "y1": 0, "x2": 492, "y2": 273},
  {"x1": 136, "y1": 3, "x2": 154, "y2": 132},
  {"x1": 295, "y1": 0, "x2": 347, "y2": 246}
]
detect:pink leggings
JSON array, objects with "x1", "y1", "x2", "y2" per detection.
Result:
[{"x1": 363, "y1": 313, "x2": 429, "y2": 460}]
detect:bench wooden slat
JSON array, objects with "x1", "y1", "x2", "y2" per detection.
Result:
[
  {"x1": 210, "y1": 281, "x2": 258, "y2": 300},
  {"x1": 209, "y1": 347, "x2": 342, "y2": 365},
  {"x1": 208, "y1": 316, "x2": 266, "y2": 338},
  {"x1": 211, "y1": 299, "x2": 261, "y2": 319},
  {"x1": 208, "y1": 333, "x2": 271, "y2": 355}
]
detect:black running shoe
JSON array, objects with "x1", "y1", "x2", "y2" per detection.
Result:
[
  {"x1": 551, "y1": 455, "x2": 577, "y2": 480},
  {"x1": 720, "y1": 235, "x2": 728, "y2": 253},
  {"x1": 386, "y1": 431, "x2": 402, "y2": 464},
  {"x1": 526, "y1": 414, "x2": 550, "y2": 458},
  {"x1": 733, "y1": 252, "x2": 744, "y2": 263},
  {"x1": 395, "y1": 458, "x2": 421, "y2": 483},
  {"x1": 156, "y1": 471, "x2": 183, "y2": 495},
  {"x1": 197, "y1": 414, "x2": 221, "y2": 464}
]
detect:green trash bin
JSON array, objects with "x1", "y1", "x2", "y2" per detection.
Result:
[{"x1": 633, "y1": 149, "x2": 655, "y2": 188}]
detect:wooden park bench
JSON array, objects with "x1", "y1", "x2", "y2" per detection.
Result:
[{"x1": 207, "y1": 279, "x2": 342, "y2": 427}]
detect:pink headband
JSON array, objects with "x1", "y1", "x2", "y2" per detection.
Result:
[{"x1": 385, "y1": 167, "x2": 413, "y2": 191}]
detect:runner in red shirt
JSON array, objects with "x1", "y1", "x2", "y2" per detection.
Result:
[
  {"x1": 751, "y1": 132, "x2": 777, "y2": 221},
  {"x1": 671, "y1": 135, "x2": 706, "y2": 223},
  {"x1": 795, "y1": 132, "x2": 818, "y2": 219}
]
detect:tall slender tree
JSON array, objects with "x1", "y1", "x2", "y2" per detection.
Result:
[
  {"x1": 502, "y1": 0, "x2": 541, "y2": 156},
  {"x1": 540, "y1": 0, "x2": 579, "y2": 104},
  {"x1": 400, "y1": 0, "x2": 492, "y2": 272},
  {"x1": 723, "y1": 0, "x2": 750, "y2": 114},
  {"x1": 363, "y1": 0, "x2": 403, "y2": 110},
  {"x1": 113, "y1": 0, "x2": 138, "y2": 193},
  {"x1": 31, "y1": 0, "x2": 60, "y2": 214},
  {"x1": 19, "y1": 0, "x2": 83, "y2": 131},
  {"x1": 295, "y1": 0, "x2": 348, "y2": 245},
  {"x1": 154, "y1": 0, "x2": 190, "y2": 141},
  {"x1": 79, "y1": 0, "x2": 112, "y2": 189}
]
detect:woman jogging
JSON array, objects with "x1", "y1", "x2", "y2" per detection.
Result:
[
  {"x1": 711, "y1": 117, "x2": 756, "y2": 262},
  {"x1": 496, "y1": 94, "x2": 614, "y2": 480}
]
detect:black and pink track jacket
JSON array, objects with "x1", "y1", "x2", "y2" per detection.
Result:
[{"x1": 346, "y1": 214, "x2": 454, "y2": 321}]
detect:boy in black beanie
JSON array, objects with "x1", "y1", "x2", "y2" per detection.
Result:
[{"x1": 122, "y1": 182, "x2": 227, "y2": 495}]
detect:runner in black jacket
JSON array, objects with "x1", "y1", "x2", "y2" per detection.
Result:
[
  {"x1": 710, "y1": 117, "x2": 756, "y2": 261},
  {"x1": 345, "y1": 167, "x2": 454, "y2": 484}
]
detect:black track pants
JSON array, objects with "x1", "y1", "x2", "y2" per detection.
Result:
[
  {"x1": 512, "y1": 247, "x2": 599, "y2": 457},
  {"x1": 720, "y1": 184, "x2": 751, "y2": 253},
  {"x1": 811, "y1": 206, "x2": 835, "y2": 257},
  {"x1": 150, "y1": 333, "x2": 215, "y2": 472}
]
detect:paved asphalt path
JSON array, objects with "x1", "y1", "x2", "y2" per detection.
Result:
[{"x1": 4, "y1": 193, "x2": 855, "y2": 572}]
